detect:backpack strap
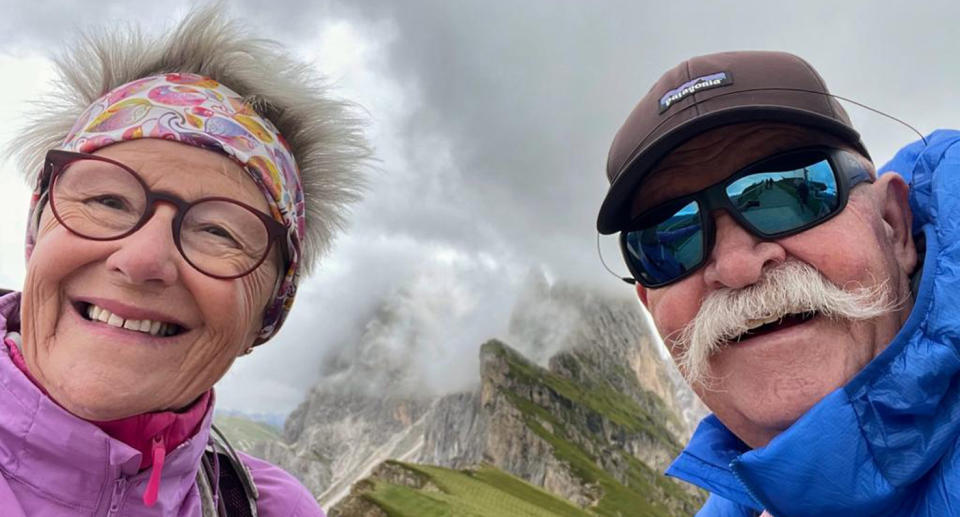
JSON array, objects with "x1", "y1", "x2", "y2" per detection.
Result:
[
  {"x1": 196, "y1": 423, "x2": 260, "y2": 517},
  {"x1": 196, "y1": 457, "x2": 218, "y2": 517}
]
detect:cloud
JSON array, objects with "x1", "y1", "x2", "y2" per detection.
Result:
[
  {"x1": 251, "y1": 0, "x2": 960, "y2": 289},
  {"x1": 6, "y1": 0, "x2": 960, "y2": 416},
  {"x1": 221, "y1": 0, "x2": 960, "y2": 414},
  {"x1": 0, "y1": 51, "x2": 54, "y2": 287}
]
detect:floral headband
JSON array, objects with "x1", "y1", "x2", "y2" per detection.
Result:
[{"x1": 27, "y1": 73, "x2": 305, "y2": 343}]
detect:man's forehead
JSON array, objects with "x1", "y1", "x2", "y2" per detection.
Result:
[{"x1": 631, "y1": 122, "x2": 851, "y2": 215}]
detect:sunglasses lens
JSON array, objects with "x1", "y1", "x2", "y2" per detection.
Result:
[
  {"x1": 623, "y1": 200, "x2": 704, "y2": 286},
  {"x1": 725, "y1": 156, "x2": 840, "y2": 235}
]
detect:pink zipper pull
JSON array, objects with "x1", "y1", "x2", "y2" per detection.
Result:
[{"x1": 142, "y1": 435, "x2": 166, "y2": 507}]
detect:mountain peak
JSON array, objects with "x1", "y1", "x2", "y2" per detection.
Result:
[{"x1": 224, "y1": 282, "x2": 708, "y2": 515}]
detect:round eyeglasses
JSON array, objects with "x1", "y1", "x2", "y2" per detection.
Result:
[{"x1": 42, "y1": 149, "x2": 290, "y2": 279}]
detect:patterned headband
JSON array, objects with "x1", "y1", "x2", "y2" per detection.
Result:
[{"x1": 27, "y1": 73, "x2": 305, "y2": 343}]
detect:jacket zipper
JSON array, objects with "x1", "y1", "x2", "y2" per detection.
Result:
[
  {"x1": 729, "y1": 458, "x2": 771, "y2": 515},
  {"x1": 104, "y1": 434, "x2": 168, "y2": 515},
  {"x1": 105, "y1": 478, "x2": 127, "y2": 517},
  {"x1": 143, "y1": 434, "x2": 167, "y2": 507}
]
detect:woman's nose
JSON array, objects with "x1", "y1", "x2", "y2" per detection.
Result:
[
  {"x1": 701, "y1": 210, "x2": 786, "y2": 290},
  {"x1": 104, "y1": 205, "x2": 180, "y2": 286}
]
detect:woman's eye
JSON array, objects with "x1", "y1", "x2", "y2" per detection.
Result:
[
  {"x1": 202, "y1": 225, "x2": 242, "y2": 247},
  {"x1": 91, "y1": 195, "x2": 130, "y2": 211}
]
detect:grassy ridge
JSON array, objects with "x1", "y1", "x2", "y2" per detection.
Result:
[
  {"x1": 362, "y1": 461, "x2": 595, "y2": 517},
  {"x1": 489, "y1": 341, "x2": 703, "y2": 517},
  {"x1": 488, "y1": 341, "x2": 683, "y2": 452},
  {"x1": 503, "y1": 390, "x2": 690, "y2": 517}
]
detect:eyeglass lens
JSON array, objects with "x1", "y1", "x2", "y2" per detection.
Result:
[
  {"x1": 624, "y1": 156, "x2": 840, "y2": 286},
  {"x1": 624, "y1": 200, "x2": 703, "y2": 285},
  {"x1": 725, "y1": 158, "x2": 840, "y2": 234},
  {"x1": 51, "y1": 158, "x2": 271, "y2": 278}
]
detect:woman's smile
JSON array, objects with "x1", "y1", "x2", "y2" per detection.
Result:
[{"x1": 70, "y1": 297, "x2": 192, "y2": 338}]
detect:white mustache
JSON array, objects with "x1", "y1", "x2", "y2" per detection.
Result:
[{"x1": 673, "y1": 260, "x2": 898, "y2": 386}]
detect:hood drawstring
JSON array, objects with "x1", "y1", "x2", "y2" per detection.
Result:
[{"x1": 143, "y1": 435, "x2": 166, "y2": 507}]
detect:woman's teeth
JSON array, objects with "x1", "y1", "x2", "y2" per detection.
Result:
[{"x1": 85, "y1": 304, "x2": 177, "y2": 337}]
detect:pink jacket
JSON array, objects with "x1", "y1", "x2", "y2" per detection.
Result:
[{"x1": 0, "y1": 292, "x2": 323, "y2": 516}]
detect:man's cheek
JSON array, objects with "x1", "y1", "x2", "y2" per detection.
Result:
[
  {"x1": 648, "y1": 300, "x2": 678, "y2": 343},
  {"x1": 652, "y1": 290, "x2": 701, "y2": 349}
]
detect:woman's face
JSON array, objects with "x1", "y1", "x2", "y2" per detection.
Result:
[{"x1": 21, "y1": 139, "x2": 279, "y2": 421}]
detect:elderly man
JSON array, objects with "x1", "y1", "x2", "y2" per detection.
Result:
[{"x1": 598, "y1": 51, "x2": 960, "y2": 516}]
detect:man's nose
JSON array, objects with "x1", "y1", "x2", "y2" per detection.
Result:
[
  {"x1": 701, "y1": 210, "x2": 785, "y2": 289},
  {"x1": 104, "y1": 205, "x2": 180, "y2": 286}
]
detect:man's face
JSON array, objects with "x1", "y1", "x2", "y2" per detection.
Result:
[{"x1": 633, "y1": 122, "x2": 918, "y2": 447}]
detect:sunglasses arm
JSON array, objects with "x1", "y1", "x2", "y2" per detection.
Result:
[{"x1": 597, "y1": 232, "x2": 639, "y2": 285}]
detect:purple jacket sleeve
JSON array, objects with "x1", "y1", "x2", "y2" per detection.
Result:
[{"x1": 237, "y1": 451, "x2": 324, "y2": 517}]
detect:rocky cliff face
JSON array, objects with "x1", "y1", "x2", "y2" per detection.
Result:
[
  {"x1": 507, "y1": 279, "x2": 706, "y2": 439},
  {"x1": 417, "y1": 391, "x2": 487, "y2": 467},
  {"x1": 242, "y1": 281, "x2": 707, "y2": 514},
  {"x1": 486, "y1": 339, "x2": 701, "y2": 512}
]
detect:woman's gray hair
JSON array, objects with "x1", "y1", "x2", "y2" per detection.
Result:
[{"x1": 12, "y1": 4, "x2": 370, "y2": 275}]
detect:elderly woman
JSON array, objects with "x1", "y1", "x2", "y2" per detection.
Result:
[{"x1": 0, "y1": 6, "x2": 368, "y2": 517}]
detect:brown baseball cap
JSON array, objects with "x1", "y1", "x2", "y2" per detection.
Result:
[{"x1": 597, "y1": 50, "x2": 869, "y2": 234}]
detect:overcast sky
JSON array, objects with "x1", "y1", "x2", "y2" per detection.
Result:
[{"x1": 0, "y1": 0, "x2": 956, "y2": 416}]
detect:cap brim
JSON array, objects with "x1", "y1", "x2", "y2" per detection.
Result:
[{"x1": 596, "y1": 106, "x2": 866, "y2": 234}]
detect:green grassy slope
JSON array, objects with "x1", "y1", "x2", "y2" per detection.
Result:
[{"x1": 359, "y1": 461, "x2": 595, "y2": 517}]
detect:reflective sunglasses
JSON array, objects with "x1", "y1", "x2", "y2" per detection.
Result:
[
  {"x1": 41, "y1": 149, "x2": 290, "y2": 279},
  {"x1": 620, "y1": 146, "x2": 874, "y2": 288}
]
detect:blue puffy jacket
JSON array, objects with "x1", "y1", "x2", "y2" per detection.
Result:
[{"x1": 665, "y1": 130, "x2": 960, "y2": 517}]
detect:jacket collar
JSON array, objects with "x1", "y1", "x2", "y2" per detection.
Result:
[
  {"x1": 0, "y1": 291, "x2": 214, "y2": 514},
  {"x1": 665, "y1": 415, "x2": 756, "y2": 510}
]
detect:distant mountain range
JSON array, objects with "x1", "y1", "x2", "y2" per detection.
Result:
[
  {"x1": 214, "y1": 409, "x2": 285, "y2": 431},
  {"x1": 218, "y1": 280, "x2": 708, "y2": 516},
  {"x1": 213, "y1": 413, "x2": 283, "y2": 452}
]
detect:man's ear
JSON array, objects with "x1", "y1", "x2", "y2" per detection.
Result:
[
  {"x1": 635, "y1": 283, "x2": 649, "y2": 306},
  {"x1": 876, "y1": 172, "x2": 917, "y2": 276}
]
